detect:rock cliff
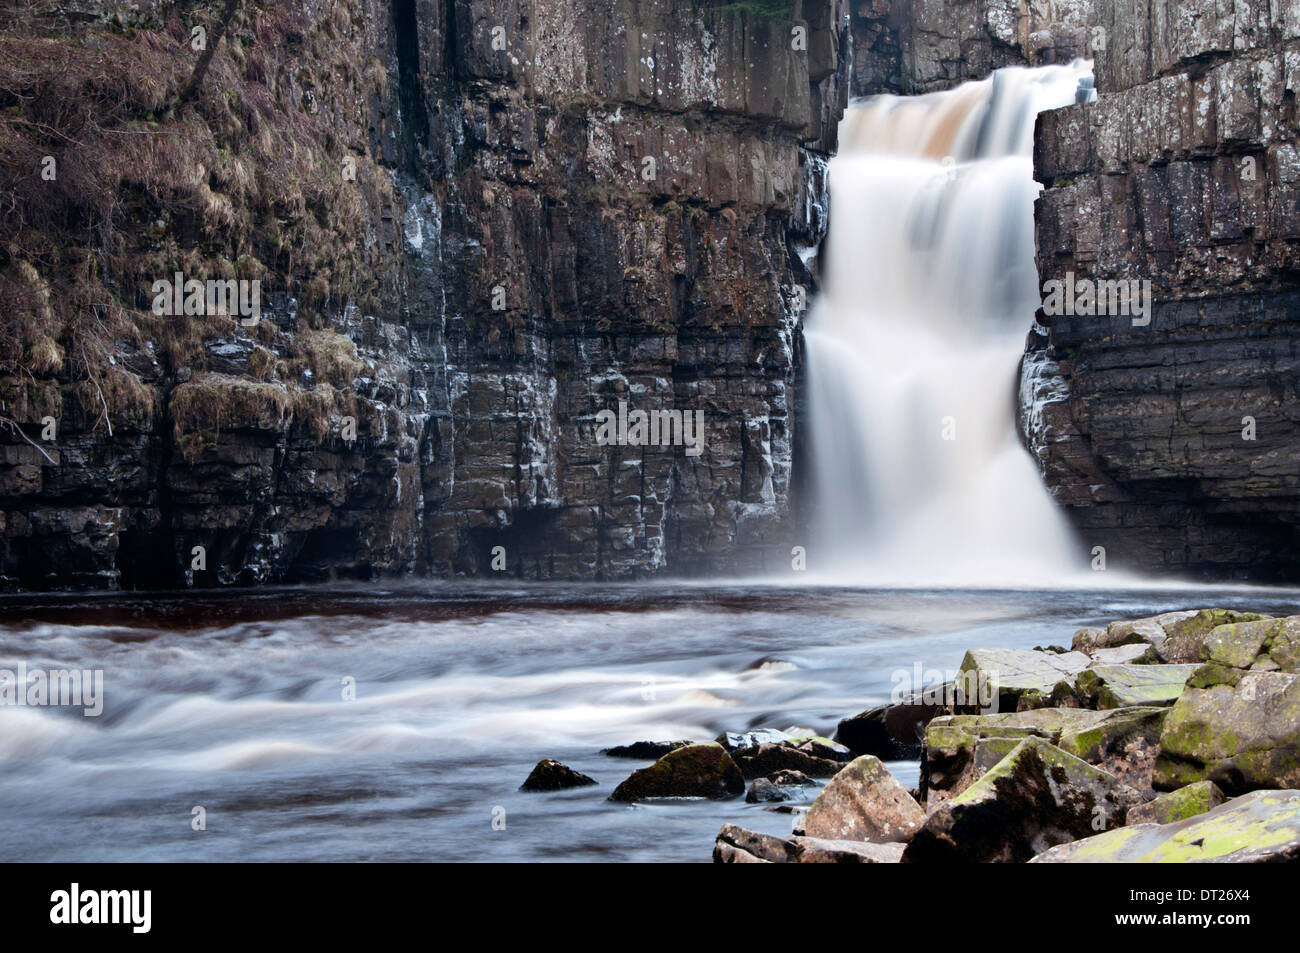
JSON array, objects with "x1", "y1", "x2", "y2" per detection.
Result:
[
  {"x1": 1025, "y1": 0, "x2": 1300, "y2": 579},
  {"x1": 0, "y1": 0, "x2": 851, "y2": 587}
]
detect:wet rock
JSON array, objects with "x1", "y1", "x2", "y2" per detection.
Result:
[
  {"x1": 609, "y1": 743, "x2": 745, "y2": 802},
  {"x1": 836, "y1": 700, "x2": 947, "y2": 759},
  {"x1": 600, "y1": 740, "x2": 692, "y2": 760},
  {"x1": 1074, "y1": 663, "x2": 1200, "y2": 708},
  {"x1": 956, "y1": 648, "x2": 1091, "y2": 711},
  {"x1": 733, "y1": 743, "x2": 843, "y2": 780},
  {"x1": 715, "y1": 728, "x2": 792, "y2": 752},
  {"x1": 767, "y1": 769, "x2": 818, "y2": 787},
  {"x1": 1153, "y1": 669, "x2": 1300, "y2": 795},
  {"x1": 519, "y1": 759, "x2": 598, "y2": 792},
  {"x1": 745, "y1": 778, "x2": 790, "y2": 803},
  {"x1": 1127, "y1": 780, "x2": 1226, "y2": 827},
  {"x1": 798, "y1": 755, "x2": 925, "y2": 843},
  {"x1": 1031, "y1": 790, "x2": 1300, "y2": 863},
  {"x1": 788, "y1": 735, "x2": 852, "y2": 762},
  {"x1": 904, "y1": 737, "x2": 1144, "y2": 863}
]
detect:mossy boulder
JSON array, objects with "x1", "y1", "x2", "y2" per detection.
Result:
[
  {"x1": 1074, "y1": 663, "x2": 1200, "y2": 708},
  {"x1": 1077, "y1": 611, "x2": 1198, "y2": 654},
  {"x1": 922, "y1": 707, "x2": 1166, "y2": 802},
  {"x1": 1203, "y1": 616, "x2": 1300, "y2": 672},
  {"x1": 601, "y1": 740, "x2": 692, "y2": 759},
  {"x1": 798, "y1": 756, "x2": 925, "y2": 843},
  {"x1": 903, "y1": 737, "x2": 1144, "y2": 863},
  {"x1": 1159, "y1": 609, "x2": 1272, "y2": 663},
  {"x1": 1030, "y1": 789, "x2": 1300, "y2": 863},
  {"x1": 519, "y1": 759, "x2": 598, "y2": 792},
  {"x1": 1153, "y1": 670, "x2": 1300, "y2": 794},
  {"x1": 956, "y1": 648, "x2": 1091, "y2": 711},
  {"x1": 1127, "y1": 780, "x2": 1225, "y2": 826},
  {"x1": 609, "y1": 743, "x2": 745, "y2": 801}
]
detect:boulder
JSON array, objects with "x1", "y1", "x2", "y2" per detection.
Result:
[
  {"x1": 903, "y1": 737, "x2": 1144, "y2": 863},
  {"x1": 1074, "y1": 663, "x2": 1199, "y2": 708},
  {"x1": 1203, "y1": 616, "x2": 1300, "y2": 672},
  {"x1": 519, "y1": 759, "x2": 598, "y2": 792},
  {"x1": 835, "y1": 699, "x2": 949, "y2": 759},
  {"x1": 600, "y1": 740, "x2": 692, "y2": 759},
  {"x1": 1127, "y1": 780, "x2": 1226, "y2": 826},
  {"x1": 745, "y1": 778, "x2": 790, "y2": 803},
  {"x1": 798, "y1": 756, "x2": 925, "y2": 843},
  {"x1": 1031, "y1": 790, "x2": 1300, "y2": 863},
  {"x1": 712, "y1": 824, "x2": 789, "y2": 863},
  {"x1": 733, "y1": 742, "x2": 843, "y2": 779},
  {"x1": 712, "y1": 824, "x2": 904, "y2": 863},
  {"x1": 1076, "y1": 611, "x2": 1198, "y2": 654},
  {"x1": 956, "y1": 648, "x2": 1091, "y2": 711},
  {"x1": 921, "y1": 707, "x2": 1165, "y2": 802},
  {"x1": 609, "y1": 743, "x2": 745, "y2": 801},
  {"x1": 1088, "y1": 643, "x2": 1160, "y2": 665},
  {"x1": 787, "y1": 837, "x2": 906, "y2": 863},
  {"x1": 1159, "y1": 609, "x2": 1272, "y2": 663},
  {"x1": 1153, "y1": 669, "x2": 1300, "y2": 794}
]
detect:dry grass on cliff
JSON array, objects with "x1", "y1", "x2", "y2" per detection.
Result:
[{"x1": 0, "y1": 0, "x2": 388, "y2": 441}]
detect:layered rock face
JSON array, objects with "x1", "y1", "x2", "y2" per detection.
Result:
[
  {"x1": 1024, "y1": 0, "x2": 1300, "y2": 579},
  {"x1": 850, "y1": 0, "x2": 1094, "y2": 95},
  {"x1": 0, "y1": 0, "x2": 851, "y2": 588}
]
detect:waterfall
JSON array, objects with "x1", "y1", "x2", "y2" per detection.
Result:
[{"x1": 804, "y1": 63, "x2": 1095, "y2": 586}]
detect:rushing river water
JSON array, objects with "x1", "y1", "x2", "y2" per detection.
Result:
[{"x1": 2, "y1": 582, "x2": 1297, "y2": 862}]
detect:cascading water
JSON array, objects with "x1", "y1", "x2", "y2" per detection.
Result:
[{"x1": 805, "y1": 63, "x2": 1096, "y2": 586}]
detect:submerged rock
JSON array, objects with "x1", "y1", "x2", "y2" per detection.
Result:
[
  {"x1": 609, "y1": 743, "x2": 745, "y2": 802},
  {"x1": 904, "y1": 737, "x2": 1143, "y2": 863},
  {"x1": 1031, "y1": 790, "x2": 1300, "y2": 863},
  {"x1": 798, "y1": 755, "x2": 925, "y2": 843},
  {"x1": 733, "y1": 742, "x2": 842, "y2": 779},
  {"x1": 745, "y1": 778, "x2": 790, "y2": 803},
  {"x1": 600, "y1": 740, "x2": 692, "y2": 760},
  {"x1": 1153, "y1": 668, "x2": 1300, "y2": 794},
  {"x1": 1127, "y1": 780, "x2": 1226, "y2": 826},
  {"x1": 519, "y1": 760, "x2": 598, "y2": 792},
  {"x1": 767, "y1": 769, "x2": 819, "y2": 787}
]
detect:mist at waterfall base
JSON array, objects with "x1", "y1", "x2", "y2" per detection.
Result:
[{"x1": 804, "y1": 63, "x2": 1097, "y2": 586}]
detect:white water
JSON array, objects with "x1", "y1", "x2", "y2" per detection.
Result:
[{"x1": 806, "y1": 63, "x2": 1096, "y2": 586}]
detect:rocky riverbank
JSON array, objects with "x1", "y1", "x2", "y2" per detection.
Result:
[{"x1": 525, "y1": 606, "x2": 1300, "y2": 862}]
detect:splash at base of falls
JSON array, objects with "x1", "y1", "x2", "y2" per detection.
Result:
[{"x1": 804, "y1": 63, "x2": 1096, "y2": 587}]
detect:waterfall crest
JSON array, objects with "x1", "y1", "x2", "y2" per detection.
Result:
[{"x1": 805, "y1": 63, "x2": 1094, "y2": 586}]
